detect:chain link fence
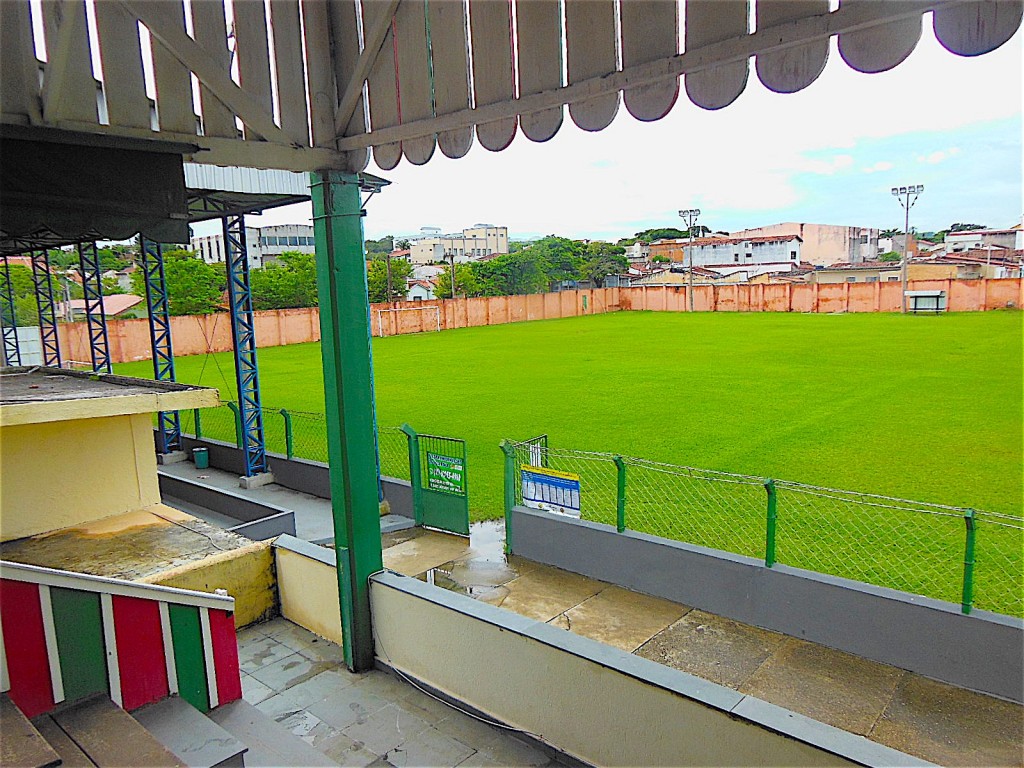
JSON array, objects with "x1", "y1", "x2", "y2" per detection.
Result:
[{"x1": 502, "y1": 439, "x2": 1024, "y2": 618}]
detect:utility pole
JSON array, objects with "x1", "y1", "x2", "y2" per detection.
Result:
[
  {"x1": 678, "y1": 208, "x2": 701, "y2": 312},
  {"x1": 448, "y1": 254, "x2": 457, "y2": 299},
  {"x1": 891, "y1": 185, "x2": 924, "y2": 313},
  {"x1": 385, "y1": 248, "x2": 394, "y2": 306}
]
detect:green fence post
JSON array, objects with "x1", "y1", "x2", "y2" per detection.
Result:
[
  {"x1": 225, "y1": 401, "x2": 242, "y2": 448},
  {"x1": 500, "y1": 440, "x2": 516, "y2": 555},
  {"x1": 764, "y1": 479, "x2": 778, "y2": 567},
  {"x1": 400, "y1": 424, "x2": 422, "y2": 525},
  {"x1": 280, "y1": 408, "x2": 294, "y2": 459},
  {"x1": 961, "y1": 508, "x2": 976, "y2": 615},
  {"x1": 613, "y1": 456, "x2": 626, "y2": 533},
  {"x1": 193, "y1": 408, "x2": 202, "y2": 439}
]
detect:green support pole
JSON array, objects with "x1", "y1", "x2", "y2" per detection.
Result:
[
  {"x1": 193, "y1": 409, "x2": 202, "y2": 439},
  {"x1": 311, "y1": 171, "x2": 384, "y2": 672},
  {"x1": 281, "y1": 408, "x2": 294, "y2": 459},
  {"x1": 613, "y1": 456, "x2": 626, "y2": 533},
  {"x1": 500, "y1": 440, "x2": 516, "y2": 555},
  {"x1": 764, "y1": 479, "x2": 778, "y2": 567},
  {"x1": 961, "y1": 509, "x2": 976, "y2": 615},
  {"x1": 226, "y1": 401, "x2": 243, "y2": 448},
  {"x1": 400, "y1": 424, "x2": 423, "y2": 525}
]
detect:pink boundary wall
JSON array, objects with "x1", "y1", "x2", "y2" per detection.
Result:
[{"x1": 58, "y1": 279, "x2": 1024, "y2": 365}]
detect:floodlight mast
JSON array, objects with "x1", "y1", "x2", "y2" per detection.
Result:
[
  {"x1": 678, "y1": 208, "x2": 701, "y2": 312},
  {"x1": 891, "y1": 184, "x2": 924, "y2": 313}
]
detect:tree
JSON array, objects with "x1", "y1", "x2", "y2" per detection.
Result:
[
  {"x1": 878, "y1": 251, "x2": 902, "y2": 263},
  {"x1": 580, "y1": 242, "x2": 628, "y2": 287},
  {"x1": 880, "y1": 228, "x2": 902, "y2": 238},
  {"x1": 131, "y1": 249, "x2": 222, "y2": 315},
  {"x1": 251, "y1": 251, "x2": 318, "y2": 310},
  {"x1": 651, "y1": 254, "x2": 670, "y2": 264},
  {"x1": 435, "y1": 263, "x2": 482, "y2": 298},
  {"x1": 948, "y1": 223, "x2": 986, "y2": 232},
  {"x1": 366, "y1": 257, "x2": 413, "y2": 303},
  {"x1": 474, "y1": 249, "x2": 549, "y2": 295},
  {"x1": 364, "y1": 236, "x2": 395, "y2": 256},
  {"x1": 102, "y1": 276, "x2": 126, "y2": 295}
]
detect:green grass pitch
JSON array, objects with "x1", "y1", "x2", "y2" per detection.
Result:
[{"x1": 117, "y1": 310, "x2": 1023, "y2": 613}]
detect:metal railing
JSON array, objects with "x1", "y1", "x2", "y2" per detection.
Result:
[{"x1": 501, "y1": 439, "x2": 1024, "y2": 618}]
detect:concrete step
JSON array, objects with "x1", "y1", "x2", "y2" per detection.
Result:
[
  {"x1": 208, "y1": 699, "x2": 338, "y2": 768},
  {"x1": 133, "y1": 697, "x2": 246, "y2": 768},
  {"x1": 31, "y1": 715, "x2": 94, "y2": 768},
  {"x1": 0, "y1": 694, "x2": 60, "y2": 768},
  {"x1": 51, "y1": 696, "x2": 185, "y2": 768}
]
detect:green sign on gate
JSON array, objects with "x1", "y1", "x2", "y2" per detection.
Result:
[{"x1": 426, "y1": 452, "x2": 465, "y2": 495}]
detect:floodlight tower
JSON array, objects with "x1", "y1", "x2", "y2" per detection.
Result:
[
  {"x1": 891, "y1": 185, "x2": 924, "y2": 313},
  {"x1": 678, "y1": 208, "x2": 701, "y2": 312}
]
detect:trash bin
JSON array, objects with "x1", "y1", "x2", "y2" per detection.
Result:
[{"x1": 193, "y1": 447, "x2": 209, "y2": 469}]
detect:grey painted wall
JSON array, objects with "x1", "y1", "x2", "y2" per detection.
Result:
[
  {"x1": 511, "y1": 506, "x2": 1024, "y2": 703},
  {"x1": 172, "y1": 433, "x2": 414, "y2": 519},
  {"x1": 158, "y1": 472, "x2": 296, "y2": 539}
]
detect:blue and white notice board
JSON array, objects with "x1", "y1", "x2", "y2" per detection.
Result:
[{"x1": 521, "y1": 465, "x2": 581, "y2": 518}]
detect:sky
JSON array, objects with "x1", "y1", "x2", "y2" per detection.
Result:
[{"x1": 230, "y1": 19, "x2": 1022, "y2": 244}]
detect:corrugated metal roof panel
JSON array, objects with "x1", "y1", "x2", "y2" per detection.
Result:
[{"x1": 183, "y1": 164, "x2": 309, "y2": 196}]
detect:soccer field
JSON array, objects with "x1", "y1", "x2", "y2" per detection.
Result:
[
  {"x1": 120, "y1": 310, "x2": 1022, "y2": 518},
  {"x1": 118, "y1": 310, "x2": 1023, "y2": 614}
]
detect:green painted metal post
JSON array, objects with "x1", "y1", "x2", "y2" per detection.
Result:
[
  {"x1": 193, "y1": 408, "x2": 202, "y2": 439},
  {"x1": 226, "y1": 401, "x2": 243, "y2": 448},
  {"x1": 961, "y1": 509, "x2": 976, "y2": 615},
  {"x1": 500, "y1": 440, "x2": 516, "y2": 555},
  {"x1": 281, "y1": 408, "x2": 294, "y2": 459},
  {"x1": 311, "y1": 171, "x2": 384, "y2": 672},
  {"x1": 613, "y1": 456, "x2": 626, "y2": 533},
  {"x1": 764, "y1": 479, "x2": 778, "y2": 567},
  {"x1": 400, "y1": 424, "x2": 423, "y2": 525}
]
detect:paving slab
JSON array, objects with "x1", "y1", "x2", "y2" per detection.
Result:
[
  {"x1": 385, "y1": 724, "x2": 477, "y2": 768},
  {"x1": 739, "y1": 638, "x2": 906, "y2": 736},
  {"x1": 548, "y1": 586, "x2": 690, "y2": 652},
  {"x1": 488, "y1": 563, "x2": 606, "y2": 622},
  {"x1": 635, "y1": 609, "x2": 788, "y2": 689},
  {"x1": 249, "y1": 651, "x2": 343, "y2": 695},
  {"x1": 870, "y1": 674, "x2": 1024, "y2": 767},
  {"x1": 340, "y1": 703, "x2": 432, "y2": 757},
  {"x1": 382, "y1": 532, "x2": 473, "y2": 576}
]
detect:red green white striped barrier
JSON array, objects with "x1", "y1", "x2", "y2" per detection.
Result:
[{"x1": 0, "y1": 561, "x2": 242, "y2": 718}]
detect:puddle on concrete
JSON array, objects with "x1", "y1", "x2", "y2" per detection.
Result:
[{"x1": 418, "y1": 520, "x2": 517, "y2": 605}]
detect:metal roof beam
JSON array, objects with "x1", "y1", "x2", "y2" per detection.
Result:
[{"x1": 335, "y1": 0, "x2": 964, "y2": 150}]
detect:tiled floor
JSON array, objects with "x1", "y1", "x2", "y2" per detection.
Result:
[{"x1": 238, "y1": 618, "x2": 570, "y2": 768}]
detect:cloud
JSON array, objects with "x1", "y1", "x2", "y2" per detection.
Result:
[
  {"x1": 862, "y1": 161, "x2": 894, "y2": 174},
  {"x1": 917, "y1": 148, "x2": 962, "y2": 164}
]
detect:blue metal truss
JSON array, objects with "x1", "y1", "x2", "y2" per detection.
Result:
[
  {"x1": 0, "y1": 255, "x2": 21, "y2": 366},
  {"x1": 141, "y1": 237, "x2": 182, "y2": 453},
  {"x1": 78, "y1": 241, "x2": 112, "y2": 373},
  {"x1": 223, "y1": 214, "x2": 268, "y2": 476},
  {"x1": 31, "y1": 251, "x2": 62, "y2": 367}
]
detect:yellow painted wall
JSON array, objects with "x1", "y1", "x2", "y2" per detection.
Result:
[
  {"x1": 371, "y1": 580, "x2": 857, "y2": 767},
  {"x1": 275, "y1": 548, "x2": 343, "y2": 645},
  {"x1": 143, "y1": 541, "x2": 277, "y2": 628},
  {"x1": 1, "y1": 413, "x2": 161, "y2": 542}
]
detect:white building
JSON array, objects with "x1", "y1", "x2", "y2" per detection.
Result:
[
  {"x1": 650, "y1": 235, "x2": 802, "y2": 268},
  {"x1": 408, "y1": 224, "x2": 509, "y2": 264},
  {"x1": 191, "y1": 224, "x2": 315, "y2": 269},
  {"x1": 729, "y1": 223, "x2": 878, "y2": 265},
  {"x1": 945, "y1": 226, "x2": 1020, "y2": 254},
  {"x1": 625, "y1": 242, "x2": 650, "y2": 262}
]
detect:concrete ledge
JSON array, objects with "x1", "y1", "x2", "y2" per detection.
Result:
[
  {"x1": 172, "y1": 434, "x2": 414, "y2": 518},
  {"x1": 511, "y1": 506, "x2": 1024, "y2": 703},
  {"x1": 370, "y1": 571, "x2": 932, "y2": 767},
  {"x1": 272, "y1": 534, "x2": 342, "y2": 644},
  {"x1": 158, "y1": 471, "x2": 296, "y2": 536}
]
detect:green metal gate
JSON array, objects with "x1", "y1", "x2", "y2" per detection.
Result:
[{"x1": 400, "y1": 425, "x2": 470, "y2": 535}]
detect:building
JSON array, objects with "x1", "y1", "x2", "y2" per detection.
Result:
[
  {"x1": 57, "y1": 294, "x2": 146, "y2": 319},
  {"x1": 191, "y1": 224, "x2": 316, "y2": 269},
  {"x1": 625, "y1": 241, "x2": 650, "y2": 262},
  {"x1": 405, "y1": 279, "x2": 437, "y2": 301},
  {"x1": 408, "y1": 225, "x2": 509, "y2": 265},
  {"x1": 945, "y1": 227, "x2": 1020, "y2": 254},
  {"x1": 731, "y1": 223, "x2": 879, "y2": 265},
  {"x1": 809, "y1": 262, "x2": 902, "y2": 284},
  {"x1": 649, "y1": 235, "x2": 802, "y2": 270}
]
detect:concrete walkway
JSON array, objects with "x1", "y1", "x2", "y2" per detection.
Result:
[
  {"x1": 239, "y1": 617, "x2": 570, "y2": 768},
  {"x1": 158, "y1": 462, "x2": 413, "y2": 543},
  {"x1": 410, "y1": 524, "x2": 1023, "y2": 768}
]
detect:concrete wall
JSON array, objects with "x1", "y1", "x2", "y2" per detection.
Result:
[
  {"x1": 174, "y1": 434, "x2": 414, "y2": 519},
  {"x1": 273, "y1": 535, "x2": 343, "y2": 645},
  {"x1": 1, "y1": 413, "x2": 162, "y2": 541},
  {"x1": 68, "y1": 279, "x2": 1023, "y2": 364},
  {"x1": 157, "y1": 471, "x2": 296, "y2": 538},
  {"x1": 370, "y1": 572, "x2": 926, "y2": 767},
  {"x1": 510, "y1": 507, "x2": 1024, "y2": 703}
]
